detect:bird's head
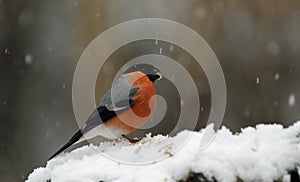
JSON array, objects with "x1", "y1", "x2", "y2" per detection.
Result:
[{"x1": 123, "y1": 63, "x2": 162, "y2": 83}]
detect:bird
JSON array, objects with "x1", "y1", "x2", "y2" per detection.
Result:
[{"x1": 49, "y1": 63, "x2": 162, "y2": 160}]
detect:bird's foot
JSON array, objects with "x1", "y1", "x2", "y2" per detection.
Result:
[{"x1": 122, "y1": 134, "x2": 141, "y2": 143}]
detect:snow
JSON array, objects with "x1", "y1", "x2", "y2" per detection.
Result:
[
  {"x1": 266, "y1": 41, "x2": 280, "y2": 56},
  {"x1": 27, "y1": 122, "x2": 300, "y2": 182},
  {"x1": 4, "y1": 48, "x2": 9, "y2": 55},
  {"x1": 169, "y1": 45, "x2": 174, "y2": 52},
  {"x1": 256, "y1": 77, "x2": 260, "y2": 84},
  {"x1": 244, "y1": 108, "x2": 251, "y2": 117},
  {"x1": 180, "y1": 99, "x2": 184, "y2": 106},
  {"x1": 289, "y1": 94, "x2": 296, "y2": 107},
  {"x1": 194, "y1": 7, "x2": 206, "y2": 19},
  {"x1": 274, "y1": 73, "x2": 280, "y2": 81},
  {"x1": 25, "y1": 54, "x2": 34, "y2": 65}
]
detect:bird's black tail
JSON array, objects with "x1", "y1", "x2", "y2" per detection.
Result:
[{"x1": 49, "y1": 130, "x2": 83, "y2": 160}]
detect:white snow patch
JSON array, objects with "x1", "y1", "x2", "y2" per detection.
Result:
[{"x1": 27, "y1": 122, "x2": 300, "y2": 182}]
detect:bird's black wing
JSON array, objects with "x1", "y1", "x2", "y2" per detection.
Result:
[
  {"x1": 80, "y1": 98, "x2": 136, "y2": 134},
  {"x1": 81, "y1": 74, "x2": 140, "y2": 134},
  {"x1": 49, "y1": 74, "x2": 139, "y2": 160}
]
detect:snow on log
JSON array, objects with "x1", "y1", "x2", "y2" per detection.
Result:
[{"x1": 27, "y1": 122, "x2": 300, "y2": 182}]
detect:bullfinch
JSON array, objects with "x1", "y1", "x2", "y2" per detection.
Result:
[{"x1": 49, "y1": 63, "x2": 162, "y2": 159}]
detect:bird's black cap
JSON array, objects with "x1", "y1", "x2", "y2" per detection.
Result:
[{"x1": 123, "y1": 63, "x2": 162, "y2": 82}]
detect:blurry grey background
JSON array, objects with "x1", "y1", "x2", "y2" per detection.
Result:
[{"x1": 1, "y1": 0, "x2": 300, "y2": 181}]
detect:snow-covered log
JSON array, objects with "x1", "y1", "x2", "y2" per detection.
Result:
[{"x1": 27, "y1": 122, "x2": 300, "y2": 182}]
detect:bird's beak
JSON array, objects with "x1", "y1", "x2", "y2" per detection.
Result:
[{"x1": 157, "y1": 73, "x2": 163, "y2": 80}]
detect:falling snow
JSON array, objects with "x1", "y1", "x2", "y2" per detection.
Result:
[
  {"x1": 45, "y1": 132, "x2": 50, "y2": 139},
  {"x1": 244, "y1": 108, "x2": 251, "y2": 118},
  {"x1": 274, "y1": 73, "x2": 280, "y2": 80},
  {"x1": 288, "y1": 94, "x2": 296, "y2": 107},
  {"x1": 169, "y1": 45, "x2": 174, "y2": 52},
  {"x1": 180, "y1": 99, "x2": 184, "y2": 105},
  {"x1": 266, "y1": 41, "x2": 280, "y2": 56},
  {"x1": 194, "y1": 6, "x2": 206, "y2": 19},
  {"x1": 159, "y1": 48, "x2": 163, "y2": 54},
  {"x1": 256, "y1": 77, "x2": 260, "y2": 84},
  {"x1": 4, "y1": 48, "x2": 9, "y2": 55},
  {"x1": 25, "y1": 54, "x2": 34, "y2": 65},
  {"x1": 200, "y1": 106, "x2": 204, "y2": 112}
]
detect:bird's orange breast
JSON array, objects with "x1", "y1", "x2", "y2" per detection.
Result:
[{"x1": 105, "y1": 72, "x2": 156, "y2": 133}]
